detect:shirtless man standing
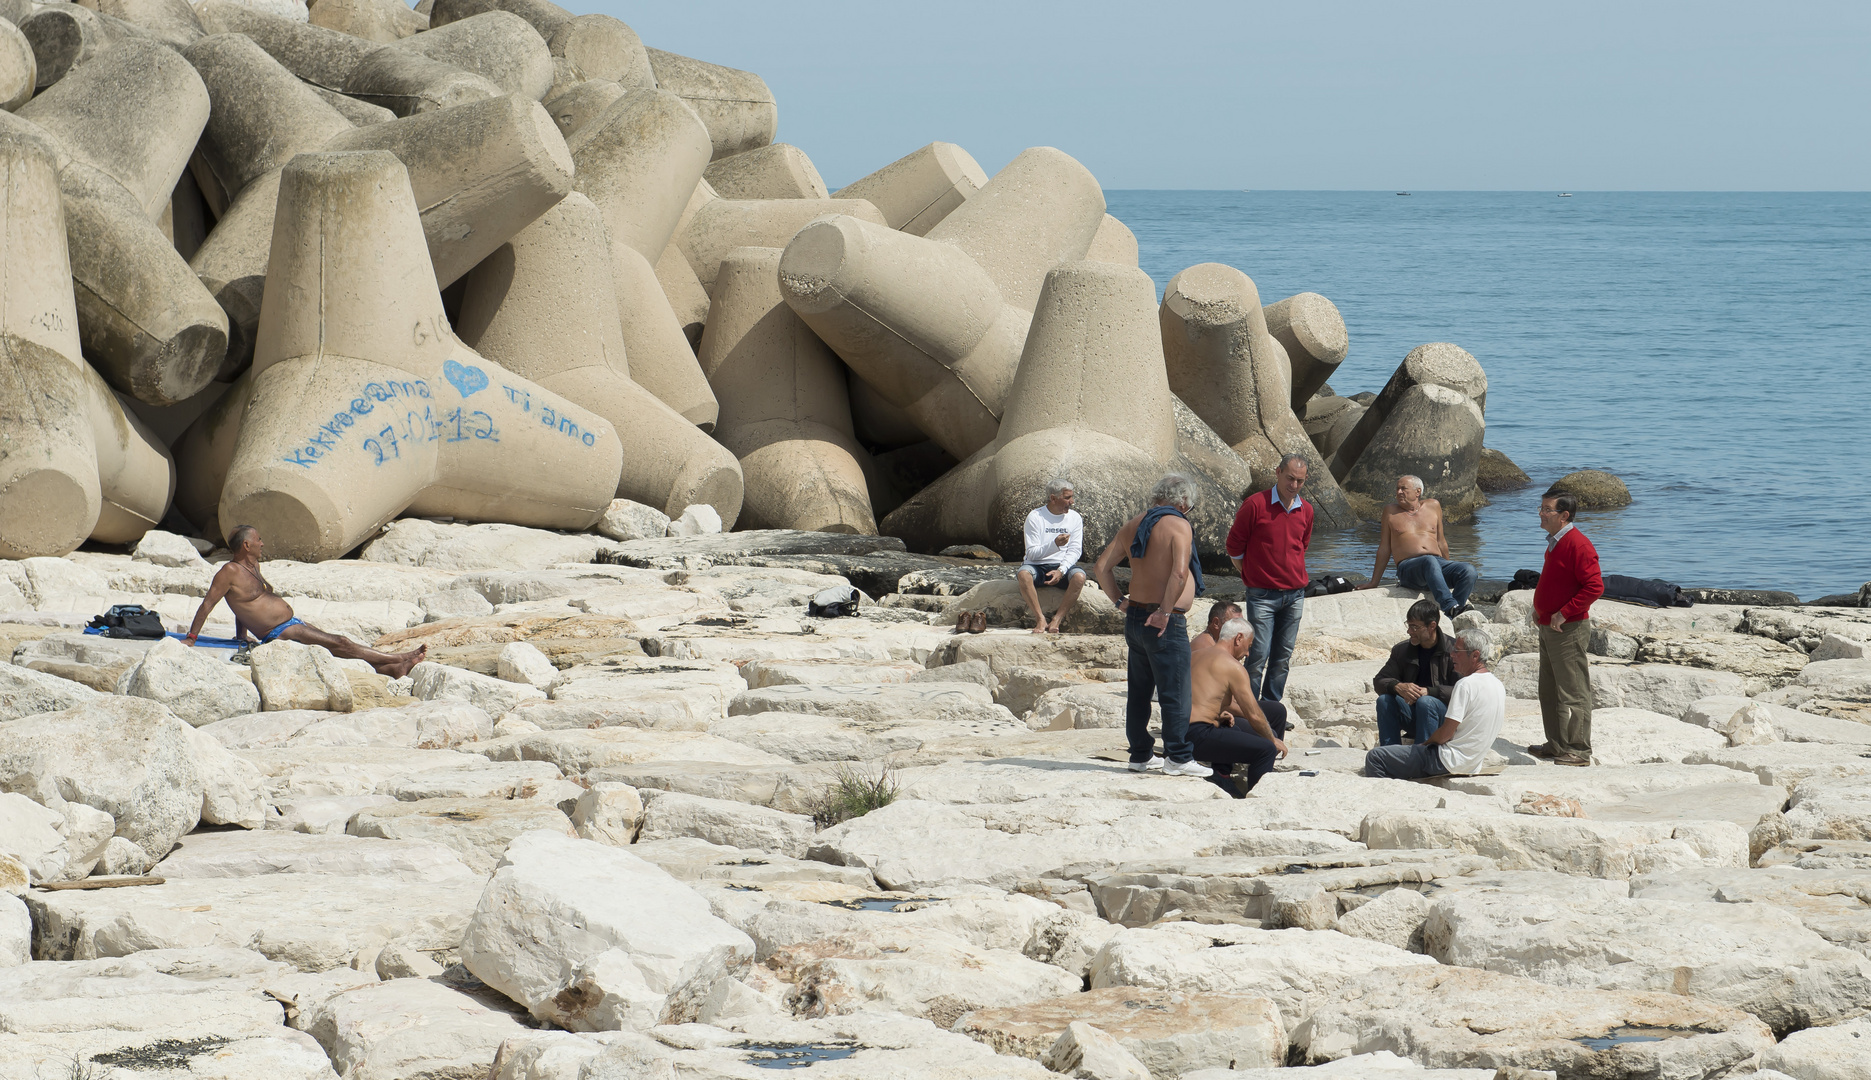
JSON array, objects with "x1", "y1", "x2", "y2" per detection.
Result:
[
  {"x1": 1094, "y1": 475, "x2": 1210, "y2": 778},
  {"x1": 1360, "y1": 475, "x2": 1476, "y2": 618},
  {"x1": 1188, "y1": 618, "x2": 1290, "y2": 798},
  {"x1": 183, "y1": 525, "x2": 427, "y2": 677}
]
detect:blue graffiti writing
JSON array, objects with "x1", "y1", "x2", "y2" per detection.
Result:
[{"x1": 284, "y1": 381, "x2": 433, "y2": 468}]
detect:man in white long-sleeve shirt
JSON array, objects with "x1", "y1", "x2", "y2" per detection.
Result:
[{"x1": 1016, "y1": 479, "x2": 1088, "y2": 634}]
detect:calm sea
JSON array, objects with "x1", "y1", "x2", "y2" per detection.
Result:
[{"x1": 1107, "y1": 191, "x2": 1871, "y2": 600}]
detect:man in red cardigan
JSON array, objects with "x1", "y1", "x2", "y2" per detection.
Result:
[
  {"x1": 1225, "y1": 454, "x2": 1314, "y2": 702},
  {"x1": 1530, "y1": 491, "x2": 1603, "y2": 766}
]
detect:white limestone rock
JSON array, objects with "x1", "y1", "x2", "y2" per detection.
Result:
[
  {"x1": 470, "y1": 728, "x2": 790, "y2": 780},
  {"x1": 460, "y1": 830, "x2": 756, "y2": 1031},
  {"x1": 412, "y1": 660, "x2": 548, "y2": 714},
  {"x1": 597, "y1": 498, "x2": 672, "y2": 541},
  {"x1": 1424, "y1": 884, "x2": 1871, "y2": 1033},
  {"x1": 301, "y1": 977, "x2": 532, "y2": 1080},
  {"x1": 418, "y1": 586, "x2": 498, "y2": 621},
  {"x1": 0, "y1": 791, "x2": 74, "y2": 883},
  {"x1": 120, "y1": 636, "x2": 261, "y2": 726},
  {"x1": 133, "y1": 530, "x2": 211, "y2": 567},
  {"x1": 0, "y1": 696, "x2": 203, "y2": 861},
  {"x1": 668, "y1": 504, "x2": 725, "y2": 536},
  {"x1": 250, "y1": 639, "x2": 356, "y2": 713},
  {"x1": 97, "y1": 835, "x2": 155, "y2": 876},
  {"x1": 497, "y1": 641, "x2": 562, "y2": 692},
  {"x1": 637, "y1": 790, "x2": 815, "y2": 857},
  {"x1": 1685, "y1": 742, "x2": 1871, "y2": 788},
  {"x1": 0, "y1": 892, "x2": 26, "y2": 966},
  {"x1": 270, "y1": 794, "x2": 398, "y2": 835},
  {"x1": 1493, "y1": 656, "x2": 1746, "y2": 718},
  {"x1": 1760, "y1": 1014, "x2": 1871, "y2": 1080},
  {"x1": 1362, "y1": 809, "x2": 1747, "y2": 879},
  {"x1": 956, "y1": 986, "x2": 1287, "y2": 1077},
  {"x1": 1334, "y1": 886, "x2": 1432, "y2": 952},
  {"x1": 1783, "y1": 774, "x2": 1871, "y2": 841},
  {"x1": 1183, "y1": 1053, "x2": 1497, "y2": 1078},
  {"x1": 571, "y1": 782, "x2": 644, "y2": 846},
  {"x1": 1682, "y1": 694, "x2": 1871, "y2": 746},
  {"x1": 1042, "y1": 1022, "x2": 1153, "y2": 1080},
  {"x1": 729, "y1": 681, "x2": 1020, "y2": 731},
  {"x1": 184, "y1": 724, "x2": 270, "y2": 829},
  {"x1": 361, "y1": 519, "x2": 621, "y2": 572},
  {"x1": 154, "y1": 829, "x2": 477, "y2": 882},
  {"x1": 203, "y1": 700, "x2": 495, "y2": 752},
  {"x1": 0, "y1": 661, "x2": 102, "y2": 720},
  {"x1": 347, "y1": 797, "x2": 575, "y2": 874}
]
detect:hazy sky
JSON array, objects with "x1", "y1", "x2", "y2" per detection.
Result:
[{"x1": 604, "y1": 0, "x2": 1870, "y2": 191}]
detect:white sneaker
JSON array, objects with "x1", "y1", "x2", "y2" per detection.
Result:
[
  {"x1": 1127, "y1": 756, "x2": 1165, "y2": 772},
  {"x1": 1163, "y1": 760, "x2": 1213, "y2": 778}
]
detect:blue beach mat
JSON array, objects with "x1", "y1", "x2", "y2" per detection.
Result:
[{"x1": 81, "y1": 626, "x2": 247, "y2": 650}]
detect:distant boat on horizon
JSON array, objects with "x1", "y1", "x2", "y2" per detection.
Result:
[
  {"x1": 1559, "y1": 192, "x2": 1573, "y2": 197},
  {"x1": 1396, "y1": 192, "x2": 1411, "y2": 196}
]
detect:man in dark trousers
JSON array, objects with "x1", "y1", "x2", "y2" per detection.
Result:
[
  {"x1": 1225, "y1": 454, "x2": 1314, "y2": 702},
  {"x1": 1372, "y1": 598, "x2": 1457, "y2": 746},
  {"x1": 1530, "y1": 491, "x2": 1604, "y2": 766}
]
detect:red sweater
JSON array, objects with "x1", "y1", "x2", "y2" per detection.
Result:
[
  {"x1": 1534, "y1": 526, "x2": 1603, "y2": 625},
  {"x1": 1226, "y1": 489, "x2": 1313, "y2": 590}
]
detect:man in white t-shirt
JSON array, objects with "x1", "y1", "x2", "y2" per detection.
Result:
[
  {"x1": 1363, "y1": 627, "x2": 1505, "y2": 780},
  {"x1": 1017, "y1": 478, "x2": 1088, "y2": 634}
]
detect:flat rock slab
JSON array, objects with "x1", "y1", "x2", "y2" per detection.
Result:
[
  {"x1": 955, "y1": 986, "x2": 1286, "y2": 1076},
  {"x1": 1088, "y1": 923, "x2": 1437, "y2": 1024},
  {"x1": 923, "y1": 634, "x2": 1129, "y2": 678},
  {"x1": 545, "y1": 655, "x2": 746, "y2": 721},
  {"x1": 469, "y1": 727, "x2": 790, "y2": 780},
  {"x1": 1292, "y1": 965, "x2": 1773, "y2": 1078},
  {"x1": 729, "y1": 683, "x2": 1021, "y2": 734},
  {"x1": 1761, "y1": 1014, "x2": 1871, "y2": 1080},
  {"x1": 1088, "y1": 850, "x2": 1495, "y2": 927},
  {"x1": 702, "y1": 879, "x2": 1068, "y2": 959},
  {"x1": 347, "y1": 797, "x2": 574, "y2": 873},
  {"x1": 1633, "y1": 864, "x2": 1871, "y2": 959},
  {"x1": 27, "y1": 874, "x2": 481, "y2": 970},
  {"x1": 237, "y1": 746, "x2": 558, "y2": 799},
  {"x1": 1488, "y1": 706, "x2": 1726, "y2": 766},
  {"x1": 1442, "y1": 763, "x2": 1767, "y2": 806},
  {"x1": 708, "y1": 711, "x2": 958, "y2": 762},
  {"x1": 1783, "y1": 773, "x2": 1871, "y2": 841},
  {"x1": 1362, "y1": 809, "x2": 1747, "y2": 879},
  {"x1": 893, "y1": 759, "x2": 1228, "y2": 805},
  {"x1": 590, "y1": 760, "x2": 842, "y2": 817},
  {"x1": 199, "y1": 701, "x2": 493, "y2": 751},
  {"x1": 1587, "y1": 781, "x2": 1787, "y2": 829},
  {"x1": 740, "y1": 658, "x2": 923, "y2": 688},
  {"x1": 1685, "y1": 742, "x2": 1871, "y2": 787},
  {"x1": 1494, "y1": 657, "x2": 1747, "y2": 718},
  {"x1": 1184, "y1": 1053, "x2": 1495, "y2": 1079},
  {"x1": 301, "y1": 975, "x2": 532, "y2": 1080},
  {"x1": 1684, "y1": 694, "x2": 1871, "y2": 746},
  {"x1": 1424, "y1": 885, "x2": 1871, "y2": 1033},
  {"x1": 153, "y1": 829, "x2": 478, "y2": 882}
]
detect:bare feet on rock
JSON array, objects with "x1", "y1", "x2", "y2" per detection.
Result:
[{"x1": 380, "y1": 645, "x2": 426, "y2": 679}]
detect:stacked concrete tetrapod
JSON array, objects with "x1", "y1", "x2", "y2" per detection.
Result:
[
  {"x1": 644, "y1": 46, "x2": 774, "y2": 161},
  {"x1": 568, "y1": 85, "x2": 720, "y2": 428},
  {"x1": 1331, "y1": 342, "x2": 1489, "y2": 522},
  {"x1": 211, "y1": 150, "x2": 620, "y2": 560},
  {"x1": 883, "y1": 260, "x2": 1251, "y2": 562},
  {"x1": 1160, "y1": 263, "x2": 1355, "y2": 528},
  {"x1": 393, "y1": 10, "x2": 551, "y2": 99},
  {"x1": 0, "y1": 12, "x2": 34, "y2": 110},
  {"x1": 677, "y1": 182, "x2": 886, "y2": 292},
  {"x1": 833, "y1": 141, "x2": 989, "y2": 236},
  {"x1": 186, "y1": 32, "x2": 574, "y2": 374},
  {"x1": 309, "y1": 0, "x2": 429, "y2": 44},
  {"x1": 456, "y1": 193, "x2": 744, "y2": 525},
  {"x1": 0, "y1": 111, "x2": 173, "y2": 557},
  {"x1": 429, "y1": 0, "x2": 653, "y2": 90},
  {"x1": 17, "y1": 36, "x2": 229, "y2": 407},
  {"x1": 697, "y1": 248, "x2": 875, "y2": 534},
  {"x1": 780, "y1": 146, "x2": 1107, "y2": 462},
  {"x1": 1263, "y1": 291, "x2": 1349, "y2": 412},
  {"x1": 703, "y1": 143, "x2": 826, "y2": 201}
]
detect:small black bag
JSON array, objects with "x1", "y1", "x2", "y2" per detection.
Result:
[
  {"x1": 1510, "y1": 568, "x2": 1542, "y2": 592},
  {"x1": 88, "y1": 604, "x2": 166, "y2": 640},
  {"x1": 807, "y1": 585, "x2": 860, "y2": 618},
  {"x1": 1304, "y1": 574, "x2": 1355, "y2": 598}
]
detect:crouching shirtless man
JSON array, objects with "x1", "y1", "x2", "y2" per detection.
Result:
[
  {"x1": 1188, "y1": 617, "x2": 1290, "y2": 798},
  {"x1": 183, "y1": 524, "x2": 427, "y2": 677}
]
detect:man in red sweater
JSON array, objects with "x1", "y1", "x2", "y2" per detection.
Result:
[
  {"x1": 1225, "y1": 454, "x2": 1314, "y2": 701},
  {"x1": 1530, "y1": 491, "x2": 1604, "y2": 766}
]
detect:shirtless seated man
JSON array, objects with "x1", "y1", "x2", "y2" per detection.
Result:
[
  {"x1": 1359, "y1": 474, "x2": 1476, "y2": 618},
  {"x1": 183, "y1": 524, "x2": 427, "y2": 677},
  {"x1": 1188, "y1": 617, "x2": 1290, "y2": 798},
  {"x1": 1191, "y1": 601, "x2": 1243, "y2": 652}
]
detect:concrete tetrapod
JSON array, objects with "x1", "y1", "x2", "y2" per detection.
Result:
[
  {"x1": 677, "y1": 187, "x2": 887, "y2": 291},
  {"x1": 644, "y1": 46, "x2": 775, "y2": 161},
  {"x1": 697, "y1": 248, "x2": 875, "y2": 534},
  {"x1": 703, "y1": 143, "x2": 828, "y2": 200},
  {"x1": 213, "y1": 150, "x2": 620, "y2": 560},
  {"x1": 1086, "y1": 213, "x2": 1139, "y2": 266},
  {"x1": 1263, "y1": 291, "x2": 1349, "y2": 412},
  {"x1": 308, "y1": 0, "x2": 427, "y2": 42},
  {"x1": 883, "y1": 261, "x2": 1253, "y2": 563},
  {"x1": 832, "y1": 141, "x2": 988, "y2": 236},
  {"x1": 72, "y1": 0, "x2": 205, "y2": 49},
  {"x1": 1331, "y1": 341, "x2": 1488, "y2": 521},
  {"x1": 779, "y1": 148, "x2": 1106, "y2": 460},
  {"x1": 18, "y1": 4, "x2": 147, "y2": 93},
  {"x1": 541, "y1": 76, "x2": 620, "y2": 137},
  {"x1": 392, "y1": 9, "x2": 550, "y2": 101},
  {"x1": 1160, "y1": 263, "x2": 1354, "y2": 528},
  {"x1": 568, "y1": 87, "x2": 717, "y2": 428},
  {"x1": 429, "y1": 0, "x2": 652, "y2": 88},
  {"x1": 18, "y1": 38, "x2": 228, "y2": 405},
  {"x1": 0, "y1": 112, "x2": 173, "y2": 556},
  {"x1": 456, "y1": 193, "x2": 743, "y2": 525},
  {"x1": 0, "y1": 17, "x2": 34, "y2": 110}
]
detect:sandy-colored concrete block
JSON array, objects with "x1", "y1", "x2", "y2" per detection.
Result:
[
  {"x1": 542, "y1": 75, "x2": 621, "y2": 138},
  {"x1": 678, "y1": 192, "x2": 886, "y2": 290},
  {"x1": 431, "y1": 0, "x2": 651, "y2": 88},
  {"x1": 1331, "y1": 342, "x2": 1488, "y2": 521},
  {"x1": 611, "y1": 241, "x2": 718, "y2": 430},
  {"x1": 458, "y1": 193, "x2": 744, "y2": 524},
  {"x1": 309, "y1": 0, "x2": 426, "y2": 42},
  {"x1": 307, "y1": 83, "x2": 395, "y2": 125},
  {"x1": 1085, "y1": 213, "x2": 1138, "y2": 266},
  {"x1": 0, "y1": 17, "x2": 35, "y2": 109},
  {"x1": 0, "y1": 112, "x2": 174, "y2": 556},
  {"x1": 653, "y1": 238, "x2": 712, "y2": 348},
  {"x1": 213, "y1": 150, "x2": 620, "y2": 559},
  {"x1": 1160, "y1": 263, "x2": 1353, "y2": 525},
  {"x1": 569, "y1": 85, "x2": 712, "y2": 261},
  {"x1": 19, "y1": 4, "x2": 146, "y2": 92},
  {"x1": 74, "y1": 0, "x2": 204, "y2": 49},
  {"x1": 698, "y1": 247, "x2": 874, "y2": 534},
  {"x1": 833, "y1": 140, "x2": 987, "y2": 236},
  {"x1": 645, "y1": 46, "x2": 775, "y2": 161},
  {"x1": 393, "y1": 9, "x2": 550, "y2": 101},
  {"x1": 1263, "y1": 291, "x2": 1348, "y2": 412},
  {"x1": 847, "y1": 371, "x2": 928, "y2": 450},
  {"x1": 923, "y1": 146, "x2": 1105, "y2": 313},
  {"x1": 704, "y1": 142, "x2": 828, "y2": 201}
]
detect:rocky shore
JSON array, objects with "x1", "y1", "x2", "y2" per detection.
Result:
[{"x1": 2, "y1": 521, "x2": 1869, "y2": 1079}]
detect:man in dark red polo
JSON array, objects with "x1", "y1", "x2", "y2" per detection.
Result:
[
  {"x1": 1529, "y1": 491, "x2": 1603, "y2": 766},
  {"x1": 1225, "y1": 454, "x2": 1314, "y2": 701}
]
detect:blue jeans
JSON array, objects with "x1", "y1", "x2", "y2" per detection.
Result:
[
  {"x1": 1375, "y1": 693, "x2": 1448, "y2": 746},
  {"x1": 1125, "y1": 609, "x2": 1192, "y2": 764},
  {"x1": 1363, "y1": 741, "x2": 1449, "y2": 780},
  {"x1": 1243, "y1": 587, "x2": 1304, "y2": 701},
  {"x1": 1396, "y1": 555, "x2": 1475, "y2": 616}
]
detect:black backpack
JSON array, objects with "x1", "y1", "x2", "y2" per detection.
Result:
[
  {"x1": 806, "y1": 585, "x2": 860, "y2": 618},
  {"x1": 88, "y1": 604, "x2": 166, "y2": 640},
  {"x1": 1304, "y1": 574, "x2": 1355, "y2": 598}
]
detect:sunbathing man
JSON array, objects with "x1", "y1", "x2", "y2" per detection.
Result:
[
  {"x1": 1188, "y1": 617, "x2": 1289, "y2": 798},
  {"x1": 1358, "y1": 474, "x2": 1476, "y2": 617},
  {"x1": 183, "y1": 525, "x2": 427, "y2": 677}
]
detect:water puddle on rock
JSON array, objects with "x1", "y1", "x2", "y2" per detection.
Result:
[
  {"x1": 1574, "y1": 1025, "x2": 1700, "y2": 1051},
  {"x1": 820, "y1": 897, "x2": 937, "y2": 912},
  {"x1": 743, "y1": 1042, "x2": 860, "y2": 1069}
]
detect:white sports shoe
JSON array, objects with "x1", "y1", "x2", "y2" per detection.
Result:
[
  {"x1": 1163, "y1": 760, "x2": 1213, "y2": 778},
  {"x1": 1127, "y1": 756, "x2": 1165, "y2": 772}
]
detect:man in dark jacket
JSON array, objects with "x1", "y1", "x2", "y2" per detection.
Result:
[{"x1": 1372, "y1": 598, "x2": 1457, "y2": 745}]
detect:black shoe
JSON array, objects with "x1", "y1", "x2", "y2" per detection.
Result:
[{"x1": 1451, "y1": 603, "x2": 1477, "y2": 618}]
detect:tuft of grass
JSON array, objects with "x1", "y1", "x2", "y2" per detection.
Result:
[{"x1": 807, "y1": 760, "x2": 901, "y2": 830}]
